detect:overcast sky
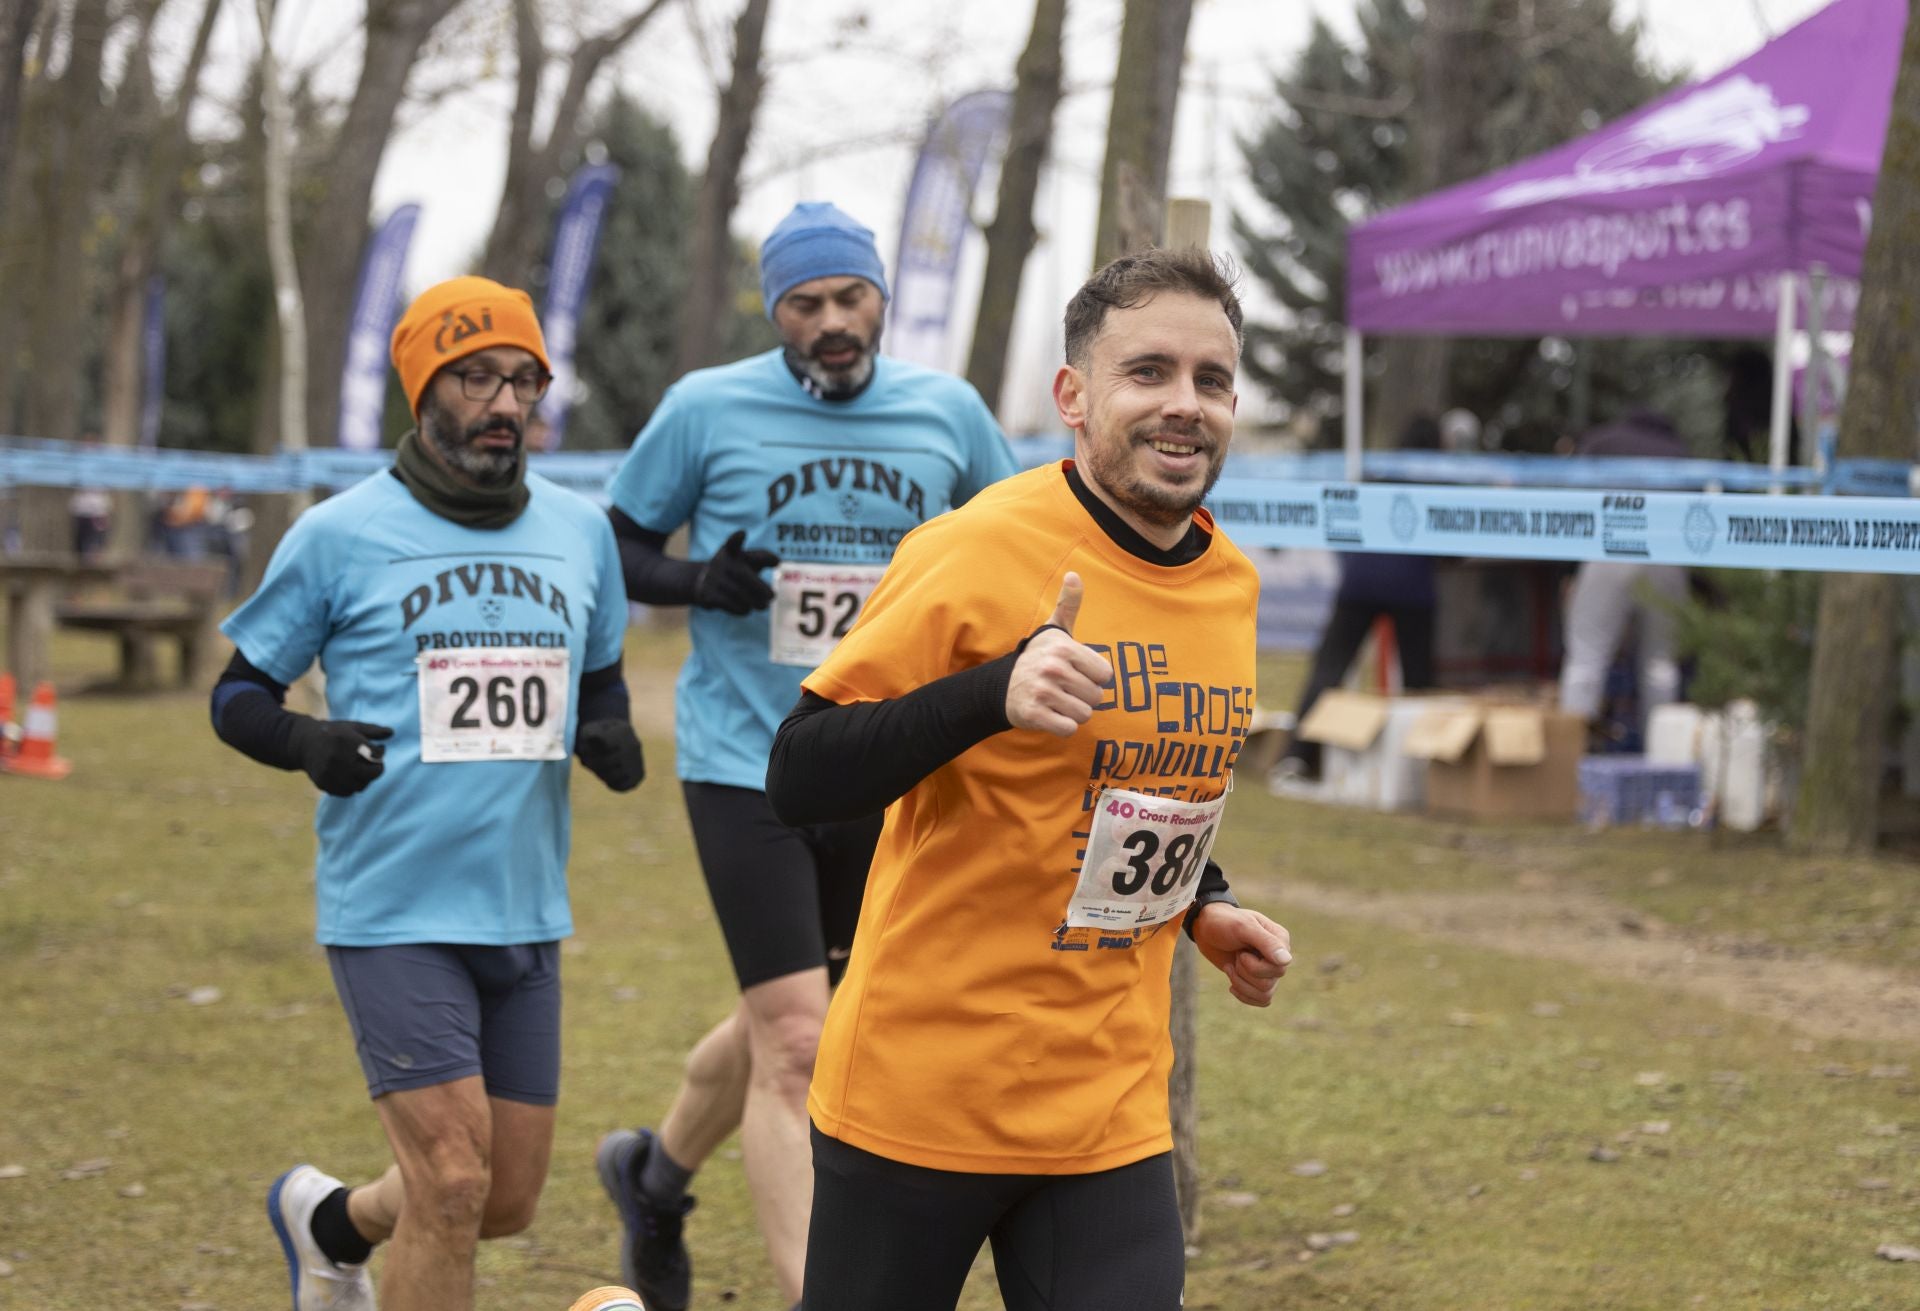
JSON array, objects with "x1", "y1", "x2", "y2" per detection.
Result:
[{"x1": 187, "y1": 0, "x2": 1836, "y2": 429}]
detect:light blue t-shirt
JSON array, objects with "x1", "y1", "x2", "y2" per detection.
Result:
[
  {"x1": 608, "y1": 349, "x2": 1017, "y2": 789},
  {"x1": 221, "y1": 471, "x2": 628, "y2": 947}
]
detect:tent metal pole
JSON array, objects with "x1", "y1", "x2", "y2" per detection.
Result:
[
  {"x1": 1768, "y1": 271, "x2": 1796, "y2": 494},
  {"x1": 1343, "y1": 328, "x2": 1363, "y2": 482}
]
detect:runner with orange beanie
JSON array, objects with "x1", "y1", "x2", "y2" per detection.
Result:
[
  {"x1": 212, "y1": 276, "x2": 643, "y2": 1311},
  {"x1": 767, "y1": 248, "x2": 1292, "y2": 1310}
]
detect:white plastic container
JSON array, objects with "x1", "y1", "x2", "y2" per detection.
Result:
[
  {"x1": 1646, "y1": 703, "x2": 1705, "y2": 767},
  {"x1": 1700, "y1": 699, "x2": 1773, "y2": 832}
]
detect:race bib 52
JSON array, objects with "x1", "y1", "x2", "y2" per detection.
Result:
[{"x1": 767, "y1": 563, "x2": 888, "y2": 668}]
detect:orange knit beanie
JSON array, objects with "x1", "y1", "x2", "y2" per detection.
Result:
[{"x1": 390, "y1": 276, "x2": 550, "y2": 415}]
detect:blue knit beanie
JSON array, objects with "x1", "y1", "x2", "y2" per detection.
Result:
[{"x1": 758, "y1": 202, "x2": 890, "y2": 319}]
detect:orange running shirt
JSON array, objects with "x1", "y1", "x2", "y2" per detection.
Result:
[{"x1": 802, "y1": 461, "x2": 1261, "y2": 1174}]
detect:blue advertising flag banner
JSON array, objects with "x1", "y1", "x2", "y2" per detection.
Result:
[
  {"x1": 890, "y1": 89, "x2": 1012, "y2": 371},
  {"x1": 139, "y1": 275, "x2": 166, "y2": 450},
  {"x1": 539, "y1": 163, "x2": 621, "y2": 451},
  {"x1": 337, "y1": 203, "x2": 421, "y2": 451}
]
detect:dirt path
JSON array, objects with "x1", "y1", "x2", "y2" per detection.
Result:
[{"x1": 1241, "y1": 874, "x2": 1920, "y2": 1048}]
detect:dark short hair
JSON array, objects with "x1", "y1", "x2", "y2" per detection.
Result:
[{"x1": 1063, "y1": 247, "x2": 1244, "y2": 368}]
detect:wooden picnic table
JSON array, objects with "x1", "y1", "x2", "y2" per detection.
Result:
[
  {"x1": 1, "y1": 551, "x2": 124, "y2": 688},
  {"x1": 2, "y1": 552, "x2": 228, "y2": 690}
]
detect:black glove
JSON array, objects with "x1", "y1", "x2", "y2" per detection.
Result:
[
  {"x1": 576, "y1": 718, "x2": 645, "y2": 792},
  {"x1": 692, "y1": 529, "x2": 779, "y2": 615},
  {"x1": 288, "y1": 717, "x2": 393, "y2": 797}
]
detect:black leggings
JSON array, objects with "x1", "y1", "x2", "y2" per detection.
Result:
[
  {"x1": 682, "y1": 781, "x2": 880, "y2": 990},
  {"x1": 803, "y1": 1126, "x2": 1184, "y2": 1311}
]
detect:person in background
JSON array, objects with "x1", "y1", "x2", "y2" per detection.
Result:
[
  {"x1": 1557, "y1": 409, "x2": 1690, "y2": 744},
  {"x1": 68, "y1": 486, "x2": 113, "y2": 559},
  {"x1": 1280, "y1": 415, "x2": 1441, "y2": 781}
]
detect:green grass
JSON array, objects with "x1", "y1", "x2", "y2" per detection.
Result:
[{"x1": 3, "y1": 625, "x2": 1919, "y2": 1308}]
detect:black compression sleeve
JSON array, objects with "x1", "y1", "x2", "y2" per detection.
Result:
[
  {"x1": 577, "y1": 661, "x2": 630, "y2": 723},
  {"x1": 766, "y1": 652, "x2": 1019, "y2": 825},
  {"x1": 610, "y1": 508, "x2": 703, "y2": 605},
  {"x1": 210, "y1": 651, "x2": 305, "y2": 771}
]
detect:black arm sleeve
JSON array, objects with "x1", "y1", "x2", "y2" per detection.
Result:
[
  {"x1": 209, "y1": 650, "x2": 304, "y2": 771},
  {"x1": 577, "y1": 660, "x2": 631, "y2": 723},
  {"x1": 766, "y1": 652, "x2": 1019, "y2": 826},
  {"x1": 610, "y1": 508, "x2": 702, "y2": 606}
]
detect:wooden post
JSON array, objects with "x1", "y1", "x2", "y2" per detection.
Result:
[{"x1": 1163, "y1": 195, "x2": 1209, "y2": 1249}]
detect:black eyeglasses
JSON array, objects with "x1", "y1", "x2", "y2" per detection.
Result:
[{"x1": 449, "y1": 367, "x2": 552, "y2": 404}]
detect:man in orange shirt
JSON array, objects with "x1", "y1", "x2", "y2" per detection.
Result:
[{"x1": 766, "y1": 247, "x2": 1291, "y2": 1310}]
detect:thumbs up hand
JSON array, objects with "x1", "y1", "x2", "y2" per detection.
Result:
[{"x1": 1005, "y1": 572, "x2": 1115, "y2": 737}]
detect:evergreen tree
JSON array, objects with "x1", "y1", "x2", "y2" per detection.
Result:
[
  {"x1": 536, "y1": 94, "x2": 775, "y2": 451},
  {"x1": 1234, "y1": 0, "x2": 1715, "y2": 448}
]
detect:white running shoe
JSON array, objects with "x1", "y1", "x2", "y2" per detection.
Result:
[{"x1": 268, "y1": 1164, "x2": 377, "y2": 1310}]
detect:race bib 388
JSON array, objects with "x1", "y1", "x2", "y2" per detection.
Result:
[{"x1": 1064, "y1": 787, "x2": 1226, "y2": 929}]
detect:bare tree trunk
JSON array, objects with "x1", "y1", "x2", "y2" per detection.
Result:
[
  {"x1": 0, "y1": 0, "x2": 42, "y2": 209},
  {"x1": 674, "y1": 0, "x2": 770, "y2": 377},
  {"x1": 101, "y1": 0, "x2": 223, "y2": 447},
  {"x1": 1373, "y1": 0, "x2": 1481, "y2": 446},
  {"x1": 481, "y1": 0, "x2": 674, "y2": 290},
  {"x1": 1792, "y1": 0, "x2": 1920, "y2": 854},
  {"x1": 1160, "y1": 196, "x2": 1210, "y2": 1249},
  {"x1": 964, "y1": 0, "x2": 1064, "y2": 418},
  {"x1": 18, "y1": 0, "x2": 116, "y2": 442},
  {"x1": 299, "y1": 0, "x2": 464, "y2": 449},
  {"x1": 1091, "y1": 0, "x2": 1192, "y2": 266},
  {"x1": 257, "y1": 0, "x2": 307, "y2": 460}
]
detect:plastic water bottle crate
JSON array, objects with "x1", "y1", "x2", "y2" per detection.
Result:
[{"x1": 1577, "y1": 756, "x2": 1703, "y2": 829}]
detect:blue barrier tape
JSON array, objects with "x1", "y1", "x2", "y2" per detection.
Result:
[
  {"x1": 11, "y1": 435, "x2": 1911, "y2": 496},
  {"x1": 10, "y1": 437, "x2": 1920, "y2": 573},
  {"x1": 1205, "y1": 479, "x2": 1920, "y2": 574}
]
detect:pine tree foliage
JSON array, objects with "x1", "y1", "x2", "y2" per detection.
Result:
[
  {"x1": 1234, "y1": 0, "x2": 1689, "y2": 443},
  {"x1": 534, "y1": 94, "x2": 775, "y2": 450}
]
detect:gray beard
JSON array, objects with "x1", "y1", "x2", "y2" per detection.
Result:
[
  {"x1": 793, "y1": 348, "x2": 877, "y2": 400},
  {"x1": 784, "y1": 316, "x2": 884, "y2": 401},
  {"x1": 422, "y1": 399, "x2": 521, "y2": 487}
]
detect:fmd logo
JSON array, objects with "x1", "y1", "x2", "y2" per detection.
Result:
[
  {"x1": 1390, "y1": 494, "x2": 1418, "y2": 543},
  {"x1": 1683, "y1": 502, "x2": 1717, "y2": 556}
]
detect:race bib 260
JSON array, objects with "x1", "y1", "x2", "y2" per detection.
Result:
[{"x1": 416, "y1": 648, "x2": 570, "y2": 763}]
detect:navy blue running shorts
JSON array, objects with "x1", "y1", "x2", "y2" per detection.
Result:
[{"x1": 326, "y1": 941, "x2": 562, "y2": 1104}]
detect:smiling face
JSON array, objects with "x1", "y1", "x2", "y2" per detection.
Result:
[
  {"x1": 1052, "y1": 291, "x2": 1239, "y2": 548},
  {"x1": 418, "y1": 345, "x2": 541, "y2": 488},
  {"x1": 772, "y1": 274, "x2": 886, "y2": 399}
]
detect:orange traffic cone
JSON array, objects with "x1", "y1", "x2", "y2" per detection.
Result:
[
  {"x1": 2, "y1": 681, "x2": 72, "y2": 780},
  {"x1": 0, "y1": 671, "x2": 18, "y2": 761},
  {"x1": 568, "y1": 1290, "x2": 646, "y2": 1311}
]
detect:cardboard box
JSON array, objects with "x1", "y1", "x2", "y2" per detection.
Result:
[
  {"x1": 1236, "y1": 708, "x2": 1297, "y2": 779},
  {"x1": 1296, "y1": 690, "x2": 1469, "y2": 812},
  {"x1": 1404, "y1": 698, "x2": 1586, "y2": 822}
]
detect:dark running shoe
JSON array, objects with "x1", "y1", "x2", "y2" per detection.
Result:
[{"x1": 595, "y1": 1128, "x2": 695, "y2": 1311}]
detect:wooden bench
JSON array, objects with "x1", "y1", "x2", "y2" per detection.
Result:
[{"x1": 55, "y1": 560, "x2": 228, "y2": 690}]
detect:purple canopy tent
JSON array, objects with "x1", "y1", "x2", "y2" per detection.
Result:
[{"x1": 1340, "y1": 0, "x2": 1905, "y2": 479}]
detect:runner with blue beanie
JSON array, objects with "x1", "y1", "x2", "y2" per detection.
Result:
[{"x1": 595, "y1": 202, "x2": 1016, "y2": 1309}]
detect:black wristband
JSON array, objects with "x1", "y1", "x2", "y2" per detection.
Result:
[{"x1": 1183, "y1": 887, "x2": 1240, "y2": 941}]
